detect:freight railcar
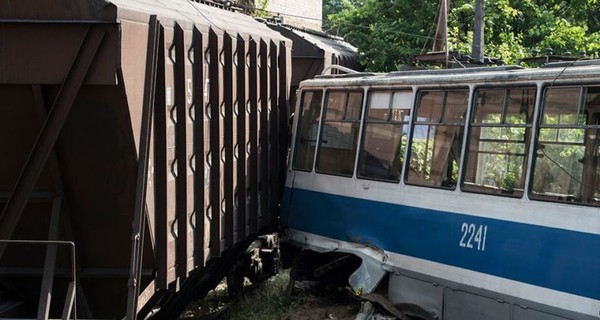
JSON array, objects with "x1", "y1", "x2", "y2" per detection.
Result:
[
  {"x1": 0, "y1": 0, "x2": 290, "y2": 318},
  {"x1": 268, "y1": 25, "x2": 360, "y2": 105}
]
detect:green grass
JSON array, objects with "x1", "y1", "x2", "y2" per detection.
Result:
[
  {"x1": 221, "y1": 270, "x2": 308, "y2": 320},
  {"x1": 182, "y1": 270, "x2": 308, "y2": 320}
]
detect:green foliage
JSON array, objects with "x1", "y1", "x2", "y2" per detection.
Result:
[
  {"x1": 324, "y1": 0, "x2": 600, "y2": 71},
  {"x1": 326, "y1": 0, "x2": 439, "y2": 71},
  {"x1": 475, "y1": 124, "x2": 527, "y2": 192},
  {"x1": 534, "y1": 125, "x2": 586, "y2": 195},
  {"x1": 220, "y1": 274, "x2": 306, "y2": 320},
  {"x1": 410, "y1": 137, "x2": 433, "y2": 180},
  {"x1": 254, "y1": 0, "x2": 270, "y2": 18},
  {"x1": 323, "y1": 0, "x2": 345, "y2": 31}
]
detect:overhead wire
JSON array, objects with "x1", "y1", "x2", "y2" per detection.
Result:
[
  {"x1": 189, "y1": 0, "x2": 435, "y2": 44},
  {"x1": 254, "y1": 9, "x2": 324, "y2": 22},
  {"x1": 324, "y1": 21, "x2": 436, "y2": 40},
  {"x1": 420, "y1": 0, "x2": 442, "y2": 54},
  {"x1": 187, "y1": 0, "x2": 224, "y2": 32},
  {"x1": 537, "y1": 146, "x2": 600, "y2": 194}
]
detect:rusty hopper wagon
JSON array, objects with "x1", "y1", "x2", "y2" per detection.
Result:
[
  {"x1": 0, "y1": 0, "x2": 291, "y2": 318},
  {"x1": 268, "y1": 25, "x2": 360, "y2": 104}
]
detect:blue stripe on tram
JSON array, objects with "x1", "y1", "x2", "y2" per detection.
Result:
[{"x1": 280, "y1": 187, "x2": 600, "y2": 300}]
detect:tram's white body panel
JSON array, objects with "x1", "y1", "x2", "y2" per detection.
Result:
[{"x1": 281, "y1": 63, "x2": 600, "y2": 320}]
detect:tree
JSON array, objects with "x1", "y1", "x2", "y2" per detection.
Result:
[
  {"x1": 326, "y1": 0, "x2": 600, "y2": 72},
  {"x1": 326, "y1": 0, "x2": 440, "y2": 71},
  {"x1": 323, "y1": 0, "x2": 346, "y2": 31}
]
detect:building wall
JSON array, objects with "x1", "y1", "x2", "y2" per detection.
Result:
[{"x1": 258, "y1": 0, "x2": 322, "y2": 30}]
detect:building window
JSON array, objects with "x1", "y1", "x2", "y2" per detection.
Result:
[
  {"x1": 358, "y1": 90, "x2": 412, "y2": 182},
  {"x1": 462, "y1": 87, "x2": 536, "y2": 197},
  {"x1": 315, "y1": 90, "x2": 364, "y2": 176},
  {"x1": 406, "y1": 89, "x2": 469, "y2": 189}
]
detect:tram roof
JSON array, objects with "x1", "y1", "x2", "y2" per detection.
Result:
[{"x1": 301, "y1": 59, "x2": 600, "y2": 88}]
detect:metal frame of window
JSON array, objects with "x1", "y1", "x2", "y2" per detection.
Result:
[
  {"x1": 529, "y1": 85, "x2": 600, "y2": 206},
  {"x1": 462, "y1": 87, "x2": 536, "y2": 197},
  {"x1": 357, "y1": 89, "x2": 412, "y2": 182},
  {"x1": 405, "y1": 88, "x2": 469, "y2": 190},
  {"x1": 292, "y1": 89, "x2": 324, "y2": 172},
  {"x1": 314, "y1": 89, "x2": 364, "y2": 177}
]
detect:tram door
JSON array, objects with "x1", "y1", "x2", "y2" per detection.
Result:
[
  {"x1": 285, "y1": 90, "x2": 323, "y2": 215},
  {"x1": 292, "y1": 90, "x2": 323, "y2": 174}
]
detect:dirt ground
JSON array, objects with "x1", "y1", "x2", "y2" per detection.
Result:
[
  {"x1": 181, "y1": 270, "x2": 363, "y2": 320},
  {"x1": 282, "y1": 287, "x2": 360, "y2": 320}
]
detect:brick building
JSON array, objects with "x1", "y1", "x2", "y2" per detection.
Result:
[{"x1": 258, "y1": 0, "x2": 322, "y2": 30}]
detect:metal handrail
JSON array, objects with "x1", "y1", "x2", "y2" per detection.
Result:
[
  {"x1": 321, "y1": 64, "x2": 359, "y2": 75},
  {"x1": 0, "y1": 240, "x2": 77, "y2": 320}
]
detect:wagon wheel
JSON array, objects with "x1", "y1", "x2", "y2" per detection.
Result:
[{"x1": 226, "y1": 260, "x2": 245, "y2": 298}]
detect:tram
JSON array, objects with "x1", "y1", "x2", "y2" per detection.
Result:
[{"x1": 281, "y1": 61, "x2": 600, "y2": 320}]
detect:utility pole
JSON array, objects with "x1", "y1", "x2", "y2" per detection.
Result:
[
  {"x1": 432, "y1": 0, "x2": 448, "y2": 67},
  {"x1": 472, "y1": 0, "x2": 484, "y2": 63},
  {"x1": 432, "y1": 0, "x2": 448, "y2": 53}
]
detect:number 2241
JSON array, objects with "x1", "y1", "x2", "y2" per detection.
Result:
[{"x1": 459, "y1": 223, "x2": 488, "y2": 251}]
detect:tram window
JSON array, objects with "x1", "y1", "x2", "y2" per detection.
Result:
[
  {"x1": 292, "y1": 90, "x2": 323, "y2": 171},
  {"x1": 325, "y1": 91, "x2": 346, "y2": 120},
  {"x1": 541, "y1": 87, "x2": 582, "y2": 125},
  {"x1": 358, "y1": 90, "x2": 412, "y2": 182},
  {"x1": 315, "y1": 90, "x2": 364, "y2": 176},
  {"x1": 462, "y1": 87, "x2": 536, "y2": 197},
  {"x1": 531, "y1": 86, "x2": 600, "y2": 206},
  {"x1": 406, "y1": 89, "x2": 468, "y2": 189}
]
